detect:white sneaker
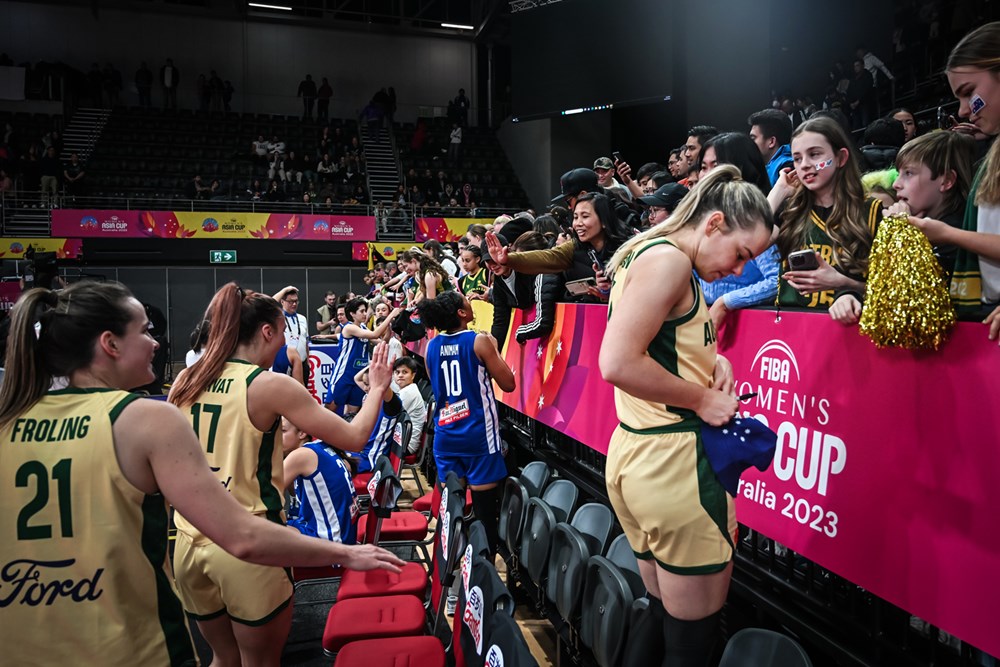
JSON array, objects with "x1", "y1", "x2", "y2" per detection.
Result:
[{"x1": 445, "y1": 595, "x2": 458, "y2": 615}]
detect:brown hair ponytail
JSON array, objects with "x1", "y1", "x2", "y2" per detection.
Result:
[{"x1": 169, "y1": 282, "x2": 282, "y2": 408}]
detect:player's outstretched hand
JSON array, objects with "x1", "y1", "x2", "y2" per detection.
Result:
[{"x1": 341, "y1": 544, "x2": 406, "y2": 573}]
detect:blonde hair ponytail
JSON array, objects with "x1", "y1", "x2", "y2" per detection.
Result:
[{"x1": 607, "y1": 165, "x2": 772, "y2": 276}]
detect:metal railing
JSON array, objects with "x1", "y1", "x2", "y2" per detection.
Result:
[{"x1": 0, "y1": 190, "x2": 514, "y2": 237}]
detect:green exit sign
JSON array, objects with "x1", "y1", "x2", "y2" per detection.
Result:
[{"x1": 210, "y1": 250, "x2": 237, "y2": 264}]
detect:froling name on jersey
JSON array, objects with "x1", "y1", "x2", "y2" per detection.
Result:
[{"x1": 9, "y1": 416, "x2": 91, "y2": 443}]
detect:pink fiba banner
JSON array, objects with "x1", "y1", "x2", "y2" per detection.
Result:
[
  {"x1": 0, "y1": 281, "x2": 22, "y2": 312},
  {"x1": 498, "y1": 304, "x2": 616, "y2": 454},
  {"x1": 499, "y1": 305, "x2": 1000, "y2": 656},
  {"x1": 51, "y1": 210, "x2": 376, "y2": 241}
]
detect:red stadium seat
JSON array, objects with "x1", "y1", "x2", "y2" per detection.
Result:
[
  {"x1": 332, "y1": 636, "x2": 445, "y2": 667},
  {"x1": 322, "y1": 594, "x2": 427, "y2": 654},
  {"x1": 335, "y1": 562, "x2": 428, "y2": 602}
]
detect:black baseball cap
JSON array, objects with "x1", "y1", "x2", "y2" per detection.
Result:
[
  {"x1": 637, "y1": 183, "x2": 688, "y2": 211},
  {"x1": 551, "y1": 168, "x2": 600, "y2": 205}
]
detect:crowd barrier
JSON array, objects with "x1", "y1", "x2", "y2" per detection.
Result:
[
  {"x1": 46, "y1": 209, "x2": 496, "y2": 243},
  {"x1": 496, "y1": 304, "x2": 1000, "y2": 659}
]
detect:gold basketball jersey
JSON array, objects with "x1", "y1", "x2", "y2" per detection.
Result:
[
  {"x1": 174, "y1": 360, "x2": 283, "y2": 543},
  {"x1": 0, "y1": 388, "x2": 196, "y2": 666},
  {"x1": 608, "y1": 239, "x2": 717, "y2": 431}
]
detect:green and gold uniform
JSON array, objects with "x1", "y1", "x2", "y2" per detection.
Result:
[
  {"x1": 173, "y1": 360, "x2": 292, "y2": 624},
  {"x1": 777, "y1": 198, "x2": 882, "y2": 309},
  {"x1": 0, "y1": 388, "x2": 196, "y2": 666},
  {"x1": 459, "y1": 267, "x2": 490, "y2": 297},
  {"x1": 605, "y1": 239, "x2": 736, "y2": 574}
]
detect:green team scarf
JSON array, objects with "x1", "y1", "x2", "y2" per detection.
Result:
[{"x1": 950, "y1": 164, "x2": 985, "y2": 316}]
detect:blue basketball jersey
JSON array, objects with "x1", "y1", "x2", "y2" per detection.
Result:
[
  {"x1": 287, "y1": 441, "x2": 360, "y2": 544},
  {"x1": 426, "y1": 329, "x2": 501, "y2": 456},
  {"x1": 356, "y1": 394, "x2": 402, "y2": 474},
  {"x1": 326, "y1": 326, "x2": 369, "y2": 395}
]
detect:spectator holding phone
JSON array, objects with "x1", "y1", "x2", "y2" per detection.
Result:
[
  {"x1": 485, "y1": 194, "x2": 632, "y2": 303},
  {"x1": 770, "y1": 117, "x2": 883, "y2": 324}
]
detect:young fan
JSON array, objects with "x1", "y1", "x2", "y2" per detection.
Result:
[{"x1": 770, "y1": 116, "x2": 884, "y2": 325}]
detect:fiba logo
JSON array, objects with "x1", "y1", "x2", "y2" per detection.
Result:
[{"x1": 751, "y1": 339, "x2": 800, "y2": 384}]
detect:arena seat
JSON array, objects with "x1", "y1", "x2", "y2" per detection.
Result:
[
  {"x1": 580, "y1": 534, "x2": 644, "y2": 667},
  {"x1": 333, "y1": 636, "x2": 445, "y2": 667},
  {"x1": 499, "y1": 461, "x2": 551, "y2": 560},
  {"x1": 520, "y1": 479, "x2": 578, "y2": 590},
  {"x1": 546, "y1": 502, "x2": 615, "y2": 622},
  {"x1": 719, "y1": 628, "x2": 814, "y2": 667},
  {"x1": 324, "y1": 473, "x2": 466, "y2": 662}
]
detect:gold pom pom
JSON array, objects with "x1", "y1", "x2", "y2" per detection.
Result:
[{"x1": 859, "y1": 213, "x2": 956, "y2": 349}]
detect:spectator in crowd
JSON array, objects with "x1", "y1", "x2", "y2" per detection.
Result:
[
  {"x1": 848, "y1": 59, "x2": 875, "y2": 129},
  {"x1": 391, "y1": 357, "x2": 427, "y2": 454},
  {"x1": 856, "y1": 44, "x2": 895, "y2": 87},
  {"x1": 668, "y1": 148, "x2": 687, "y2": 180},
  {"x1": 160, "y1": 58, "x2": 179, "y2": 110},
  {"x1": 748, "y1": 108, "x2": 795, "y2": 186},
  {"x1": 770, "y1": 117, "x2": 883, "y2": 324},
  {"x1": 616, "y1": 160, "x2": 667, "y2": 199},
  {"x1": 397, "y1": 249, "x2": 454, "y2": 302},
  {"x1": 451, "y1": 87, "x2": 470, "y2": 127},
  {"x1": 886, "y1": 116, "x2": 974, "y2": 277},
  {"x1": 39, "y1": 146, "x2": 60, "y2": 206},
  {"x1": 859, "y1": 118, "x2": 906, "y2": 171},
  {"x1": 906, "y1": 22, "x2": 1000, "y2": 335},
  {"x1": 317, "y1": 153, "x2": 336, "y2": 183},
  {"x1": 459, "y1": 244, "x2": 490, "y2": 299},
  {"x1": 487, "y1": 195, "x2": 631, "y2": 303},
  {"x1": 281, "y1": 416, "x2": 360, "y2": 544},
  {"x1": 317, "y1": 77, "x2": 333, "y2": 122},
  {"x1": 62, "y1": 152, "x2": 85, "y2": 197},
  {"x1": 594, "y1": 156, "x2": 632, "y2": 201},
  {"x1": 423, "y1": 239, "x2": 459, "y2": 277},
  {"x1": 466, "y1": 223, "x2": 488, "y2": 247},
  {"x1": 0, "y1": 168, "x2": 12, "y2": 193},
  {"x1": 600, "y1": 166, "x2": 774, "y2": 667},
  {"x1": 637, "y1": 183, "x2": 688, "y2": 228},
  {"x1": 695, "y1": 132, "x2": 781, "y2": 330},
  {"x1": 267, "y1": 135, "x2": 286, "y2": 159},
  {"x1": 298, "y1": 74, "x2": 317, "y2": 120},
  {"x1": 508, "y1": 231, "x2": 563, "y2": 342},
  {"x1": 184, "y1": 174, "x2": 209, "y2": 200},
  {"x1": 888, "y1": 107, "x2": 919, "y2": 142},
  {"x1": 684, "y1": 125, "x2": 720, "y2": 170},
  {"x1": 186, "y1": 318, "x2": 210, "y2": 367},
  {"x1": 272, "y1": 286, "x2": 310, "y2": 385},
  {"x1": 135, "y1": 61, "x2": 153, "y2": 108},
  {"x1": 449, "y1": 122, "x2": 463, "y2": 166},
  {"x1": 251, "y1": 134, "x2": 269, "y2": 167}
]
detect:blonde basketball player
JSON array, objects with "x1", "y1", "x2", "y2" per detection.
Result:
[{"x1": 600, "y1": 165, "x2": 773, "y2": 666}]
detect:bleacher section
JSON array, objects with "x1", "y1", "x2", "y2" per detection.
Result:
[
  {"x1": 396, "y1": 117, "x2": 530, "y2": 212},
  {"x1": 86, "y1": 108, "x2": 364, "y2": 200}
]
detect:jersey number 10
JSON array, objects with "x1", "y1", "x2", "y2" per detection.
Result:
[{"x1": 440, "y1": 360, "x2": 463, "y2": 398}]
